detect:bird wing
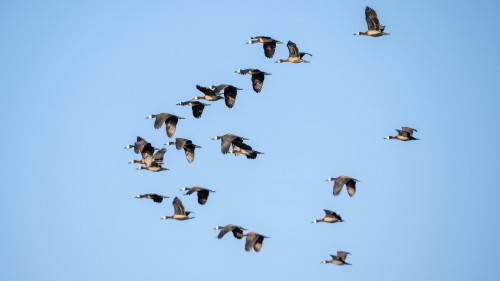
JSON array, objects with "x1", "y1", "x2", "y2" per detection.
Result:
[
  {"x1": 174, "y1": 138, "x2": 188, "y2": 150},
  {"x1": 143, "y1": 154, "x2": 157, "y2": 168},
  {"x1": 245, "y1": 233, "x2": 258, "y2": 252},
  {"x1": 141, "y1": 143, "x2": 155, "y2": 158},
  {"x1": 191, "y1": 103, "x2": 205, "y2": 118},
  {"x1": 323, "y1": 209, "x2": 335, "y2": 217},
  {"x1": 401, "y1": 127, "x2": 417, "y2": 136},
  {"x1": 165, "y1": 116, "x2": 179, "y2": 138},
  {"x1": 365, "y1": 6, "x2": 381, "y2": 31},
  {"x1": 217, "y1": 224, "x2": 234, "y2": 239},
  {"x1": 183, "y1": 144, "x2": 196, "y2": 163},
  {"x1": 253, "y1": 235, "x2": 265, "y2": 252},
  {"x1": 232, "y1": 227, "x2": 245, "y2": 239},
  {"x1": 154, "y1": 113, "x2": 167, "y2": 129},
  {"x1": 223, "y1": 86, "x2": 238, "y2": 108},
  {"x1": 396, "y1": 129, "x2": 411, "y2": 138},
  {"x1": 151, "y1": 194, "x2": 164, "y2": 203},
  {"x1": 337, "y1": 251, "x2": 350, "y2": 261},
  {"x1": 196, "y1": 188, "x2": 210, "y2": 205},
  {"x1": 333, "y1": 178, "x2": 347, "y2": 196},
  {"x1": 299, "y1": 52, "x2": 312, "y2": 59},
  {"x1": 172, "y1": 197, "x2": 185, "y2": 215},
  {"x1": 220, "y1": 135, "x2": 237, "y2": 154},
  {"x1": 263, "y1": 41, "x2": 277, "y2": 58},
  {"x1": 196, "y1": 85, "x2": 217, "y2": 96},
  {"x1": 287, "y1": 41, "x2": 299, "y2": 58},
  {"x1": 153, "y1": 148, "x2": 167, "y2": 162},
  {"x1": 134, "y1": 136, "x2": 147, "y2": 154},
  {"x1": 346, "y1": 179, "x2": 357, "y2": 197},
  {"x1": 213, "y1": 84, "x2": 229, "y2": 95},
  {"x1": 251, "y1": 72, "x2": 265, "y2": 93}
]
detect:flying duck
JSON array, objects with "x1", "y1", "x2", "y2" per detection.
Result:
[
  {"x1": 135, "y1": 193, "x2": 169, "y2": 203},
  {"x1": 210, "y1": 84, "x2": 243, "y2": 108},
  {"x1": 244, "y1": 232, "x2": 270, "y2": 252},
  {"x1": 129, "y1": 147, "x2": 166, "y2": 165},
  {"x1": 234, "y1": 69, "x2": 271, "y2": 93},
  {"x1": 176, "y1": 101, "x2": 210, "y2": 118},
  {"x1": 124, "y1": 136, "x2": 158, "y2": 154},
  {"x1": 275, "y1": 41, "x2": 311, "y2": 63},
  {"x1": 136, "y1": 154, "x2": 169, "y2": 172},
  {"x1": 231, "y1": 142, "x2": 264, "y2": 159},
  {"x1": 214, "y1": 224, "x2": 247, "y2": 239},
  {"x1": 180, "y1": 186, "x2": 215, "y2": 205},
  {"x1": 322, "y1": 251, "x2": 351, "y2": 266},
  {"x1": 246, "y1": 36, "x2": 283, "y2": 58},
  {"x1": 212, "y1": 134, "x2": 249, "y2": 154},
  {"x1": 326, "y1": 176, "x2": 359, "y2": 197},
  {"x1": 312, "y1": 209, "x2": 343, "y2": 224},
  {"x1": 161, "y1": 197, "x2": 194, "y2": 220},
  {"x1": 385, "y1": 127, "x2": 419, "y2": 141},
  {"x1": 354, "y1": 6, "x2": 389, "y2": 37},
  {"x1": 165, "y1": 138, "x2": 201, "y2": 164},
  {"x1": 146, "y1": 113, "x2": 185, "y2": 138},
  {"x1": 193, "y1": 85, "x2": 224, "y2": 102}
]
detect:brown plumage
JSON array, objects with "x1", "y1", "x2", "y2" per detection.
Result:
[
  {"x1": 322, "y1": 251, "x2": 351, "y2": 265},
  {"x1": 146, "y1": 113, "x2": 185, "y2": 138},
  {"x1": 231, "y1": 141, "x2": 264, "y2": 159},
  {"x1": 212, "y1": 134, "x2": 249, "y2": 154},
  {"x1": 385, "y1": 127, "x2": 419, "y2": 141},
  {"x1": 165, "y1": 138, "x2": 201, "y2": 164},
  {"x1": 161, "y1": 197, "x2": 194, "y2": 220},
  {"x1": 326, "y1": 176, "x2": 359, "y2": 197},
  {"x1": 129, "y1": 147, "x2": 166, "y2": 165},
  {"x1": 354, "y1": 6, "x2": 389, "y2": 36},
  {"x1": 193, "y1": 85, "x2": 224, "y2": 102},
  {"x1": 275, "y1": 41, "x2": 311, "y2": 63},
  {"x1": 312, "y1": 209, "x2": 344, "y2": 224},
  {"x1": 134, "y1": 193, "x2": 169, "y2": 203},
  {"x1": 211, "y1": 84, "x2": 243, "y2": 108}
]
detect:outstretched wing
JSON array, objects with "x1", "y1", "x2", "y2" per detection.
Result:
[
  {"x1": 333, "y1": 178, "x2": 347, "y2": 196},
  {"x1": 253, "y1": 235, "x2": 265, "y2": 252},
  {"x1": 196, "y1": 188, "x2": 210, "y2": 205},
  {"x1": 223, "y1": 86, "x2": 238, "y2": 108},
  {"x1": 287, "y1": 41, "x2": 299, "y2": 58},
  {"x1": 245, "y1": 233, "x2": 258, "y2": 252},
  {"x1": 251, "y1": 73, "x2": 265, "y2": 93},
  {"x1": 346, "y1": 179, "x2": 357, "y2": 197},
  {"x1": 154, "y1": 113, "x2": 167, "y2": 129},
  {"x1": 337, "y1": 251, "x2": 350, "y2": 261},
  {"x1": 196, "y1": 85, "x2": 216, "y2": 96},
  {"x1": 401, "y1": 127, "x2": 417, "y2": 136},
  {"x1": 191, "y1": 103, "x2": 205, "y2": 118},
  {"x1": 172, "y1": 197, "x2": 185, "y2": 215},
  {"x1": 365, "y1": 6, "x2": 381, "y2": 31},
  {"x1": 263, "y1": 41, "x2": 277, "y2": 58},
  {"x1": 183, "y1": 144, "x2": 196, "y2": 163},
  {"x1": 165, "y1": 116, "x2": 179, "y2": 138}
]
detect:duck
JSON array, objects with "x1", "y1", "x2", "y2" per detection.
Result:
[
  {"x1": 275, "y1": 41, "x2": 311, "y2": 63},
  {"x1": 129, "y1": 148, "x2": 166, "y2": 165},
  {"x1": 246, "y1": 36, "x2": 282, "y2": 58},
  {"x1": 146, "y1": 113, "x2": 185, "y2": 138},
  {"x1": 234, "y1": 69, "x2": 271, "y2": 93},
  {"x1": 210, "y1": 84, "x2": 243, "y2": 108},
  {"x1": 312, "y1": 209, "x2": 343, "y2": 224},
  {"x1": 354, "y1": 6, "x2": 389, "y2": 37},
  {"x1": 176, "y1": 100, "x2": 210, "y2": 118},
  {"x1": 193, "y1": 85, "x2": 224, "y2": 102},
  {"x1": 136, "y1": 154, "x2": 169, "y2": 172},
  {"x1": 326, "y1": 176, "x2": 359, "y2": 197},
  {"x1": 322, "y1": 251, "x2": 351, "y2": 266},
  {"x1": 134, "y1": 193, "x2": 169, "y2": 203},
  {"x1": 212, "y1": 134, "x2": 249, "y2": 154},
  {"x1": 385, "y1": 127, "x2": 419, "y2": 141},
  {"x1": 244, "y1": 232, "x2": 270, "y2": 252},
  {"x1": 161, "y1": 197, "x2": 194, "y2": 220},
  {"x1": 180, "y1": 186, "x2": 215, "y2": 205},
  {"x1": 214, "y1": 224, "x2": 247, "y2": 239},
  {"x1": 165, "y1": 138, "x2": 201, "y2": 164},
  {"x1": 124, "y1": 136, "x2": 158, "y2": 154},
  {"x1": 231, "y1": 142, "x2": 264, "y2": 159}
]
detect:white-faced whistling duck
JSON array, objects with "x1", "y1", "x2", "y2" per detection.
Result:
[
  {"x1": 326, "y1": 176, "x2": 359, "y2": 197},
  {"x1": 234, "y1": 69, "x2": 271, "y2": 93},
  {"x1": 146, "y1": 113, "x2": 185, "y2": 138},
  {"x1": 161, "y1": 197, "x2": 194, "y2": 220},
  {"x1": 180, "y1": 186, "x2": 215, "y2": 205},
  {"x1": 212, "y1": 134, "x2": 249, "y2": 154},
  {"x1": 136, "y1": 154, "x2": 169, "y2": 172},
  {"x1": 231, "y1": 141, "x2": 264, "y2": 159},
  {"x1": 354, "y1": 6, "x2": 389, "y2": 37},
  {"x1": 135, "y1": 193, "x2": 169, "y2": 203},
  {"x1": 246, "y1": 36, "x2": 282, "y2": 58},
  {"x1": 385, "y1": 127, "x2": 419, "y2": 141},
  {"x1": 244, "y1": 232, "x2": 270, "y2": 252},
  {"x1": 312, "y1": 209, "x2": 343, "y2": 224},
  {"x1": 193, "y1": 85, "x2": 224, "y2": 102},
  {"x1": 321, "y1": 251, "x2": 351, "y2": 266},
  {"x1": 214, "y1": 224, "x2": 247, "y2": 239},
  {"x1": 124, "y1": 136, "x2": 159, "y2": 154},
  {"x1": 176, "y1": 100, "x2": 210, "y2": 118},
  {"x1": 129, "y1": 147, "x2": 166, "y2": 165},
  {"x1": 275, "y1": 41, "x2": 312, "y2": 64},
  {"x1": 210, "y1": 84, "x2": 243, "y2": 108},
  {"x1": 165, "y1": 138, "x2": 201, "y2": 164}
]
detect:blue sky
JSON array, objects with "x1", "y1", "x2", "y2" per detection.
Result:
[{"x1": 1, "y1": 1, "x2": 499, "y2": 280}]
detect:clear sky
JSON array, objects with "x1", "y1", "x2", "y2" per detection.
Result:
[{"x1": 1, "y1": 0, "x2": 499, "y2": 280}]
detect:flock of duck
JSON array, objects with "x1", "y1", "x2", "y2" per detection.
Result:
[{"x1": 123, "y1": 6, "x2": 420, "y2": 265}]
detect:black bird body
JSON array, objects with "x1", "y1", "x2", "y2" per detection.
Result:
[
  {"x1": 176, "y1": 100, "x2": 210, "y2": 118},
  {"x1": 246, "y1": 36, "x2": 282, "y2": 58},
  {"x1": 234, "y1": 68, "x2": 271, "y2": 93}
]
